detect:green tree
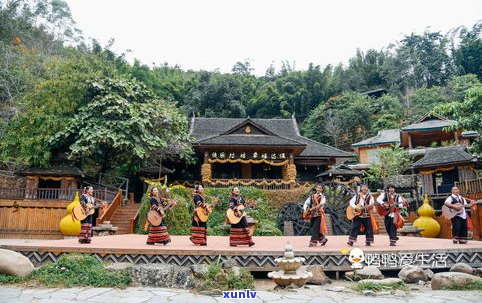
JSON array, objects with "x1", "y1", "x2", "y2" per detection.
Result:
[
  {"x1": 0, "y1": 53, "x2": 114, "y2": 166},
  {"x1": 452, "y1": 21, "x2": 482, "y2": 80},
  {"x1": 407, "y1": 86, "x2": 448, "y2": 122},
  {"x1": 366, "y1": 145, "x2": 413, "y2": 181},
  {"x1": 446, "y1": 74, "x2": 481, "y2": 102},
  {"x1": 435, "y1": 85, "x2": 482, "y2": 153},
  {"x1": 51, "y1": 76, "x2": 192, "y2": 172}
]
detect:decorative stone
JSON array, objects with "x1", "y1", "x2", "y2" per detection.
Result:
[
  {"x1": 108, "y1": 264, "x2": 195, "y2": 288},
  {"x1": 284, "y1": 242, "x2": 295, "y2": 259},
  {"x1": 0, "y1": 249, "x2": 34, "y2": 278},
  {"x1": 474, "y1": 267, "x2": 482, "y2": 277},
  {"x1": 398, "y1": 265, "x2": 428, "y2": 283},
  {"x1": 268, "y1": 242, "x2": 312, "y2": 288},
  {"x1": 354, "y1": 266, "x2": 384, "y2": 280},
  {"x1": 450, "y1": 263, "x2": 474, "y2": 275},
  {"x1": 412, "y1": 195, "x2": 440, "y2": 238},
  {"x1": 431, "y1": 272, "x2": 482, "y2": 290},
  {"x1": 423, "y1": 269, "x2": 434, "y2": 280},
  {"x1": 305, "y1": 265, "x2": 330, "y2": 285}
]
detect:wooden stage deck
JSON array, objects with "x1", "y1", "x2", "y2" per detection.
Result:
[{"x1": 2, "y1": 235, "x2": 482, "y2": 271}]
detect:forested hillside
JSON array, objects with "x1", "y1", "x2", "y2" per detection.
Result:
[{"x1": 1, "y1": 0, "x2": 481, "y2": 175}]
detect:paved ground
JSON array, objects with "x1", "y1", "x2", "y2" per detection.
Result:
[{"x1": 1, "y1": 282, "x2": 482, "y2": 303}]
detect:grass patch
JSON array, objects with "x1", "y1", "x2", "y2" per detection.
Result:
[
  {"x1": 30, "y1": 254, "x2": 131, "y2": 287},
  {"x1": 351, "y1": 281, "x2": 409, "y2": 293},
  {"x1": 0, "y1": 273, "x2": 24, "y2": 284},
  {"x1": 197, "y1": 260, "x2": 254, "y2": 291},
  {"x1": 445, "y1": 281, "x2": 482, "y2": 291}
]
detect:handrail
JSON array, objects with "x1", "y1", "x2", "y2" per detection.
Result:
[
  {"x1": 455, "y1": 178, "x2": 482, "y2": 195},
  {"x1": 129, "y1": 210, "x2": 140, "y2": 234},
  {"x1": 96, "y1": 189, "x2": 123, "y2": 225}
]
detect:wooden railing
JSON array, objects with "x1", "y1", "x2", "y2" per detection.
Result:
[
  {"x1": 129, "y1": 210, "x2": 140, "y2": 234},
  {"x1": 456, "y1": 178, "x2": 482, "y2": 194},
  {"x1": 96, "y1": 189, "x2": 123, "y2": 225},
  {"x1": 0, "y1": 200, "x2": 68, "y2": 239},
  {"x1": 0, "y1": 188, "x2": 117, "y2": 202}
]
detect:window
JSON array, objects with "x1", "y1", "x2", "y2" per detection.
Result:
[{"x1": 366, "y1": 149, "x2": 380, "y2": 164}]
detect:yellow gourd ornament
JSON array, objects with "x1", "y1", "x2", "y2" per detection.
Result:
[
  {"x1": 413, "y1": 195, "x2": 440, "y2": 238},
  {"x1": 59, "y1": 191, "x2": 81, "y2": 236}
]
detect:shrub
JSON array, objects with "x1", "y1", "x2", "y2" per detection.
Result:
[
  {"x1": 137, "y1": 184, "x2": 284, "y2": 236},
  {"x1": 445, "y1": 281, "x2": 482, "y2": 291},
  {"x1": 197, "y1": 260, "x2": 254, "y2": 291},
  {"x1": 30, "y1": 254, "x2": 131, "y2": 287},
  {"x1": 0, "y1": 274, "x2": 24, "y2": 284},
  {"x1": 350, "y1": 281, "x2": 408, "y2": 293}
]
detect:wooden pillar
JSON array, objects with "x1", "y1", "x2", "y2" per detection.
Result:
[
  {"x1": 25, "y1": 176, "x2": 38, "y2": 200},
  {"x1": 201, "y1": 151, "x2": 212, "y2": 184},
  {"x1": 408, "y1": 133, "x2": 413, "y2": 149},
  {"x1": 454, "y1": 132, "x2": 459, "y2": 144},
  {"x1": 241, "y1": 163, "x2": 251, "y2": 179},
  {"x1": 472, "y1": 204, "x2": 482, "y2": 241}
]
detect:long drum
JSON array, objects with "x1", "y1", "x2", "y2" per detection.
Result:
[{"x1": 147, "y1": 210, "x2": 163, "y2": 226}]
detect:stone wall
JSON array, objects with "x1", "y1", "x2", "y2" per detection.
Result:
[{"x1": 0, "y1": 175, "x2": 26, "y2": 188}]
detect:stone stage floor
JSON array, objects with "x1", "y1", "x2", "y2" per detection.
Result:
[{"x1": 2, "y1": 235, "x2": 482, "y2": 271}]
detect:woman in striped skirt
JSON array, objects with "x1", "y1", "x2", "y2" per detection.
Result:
[
  {"x1": 79, "y1": 186, "x2": 96, "y2": 244},
  {"x1": 146, "y1": 187, "x2": 172, "y2": 245},
  {"x1": 228, "y1": 187, "x2": 255, "y2": 247},
  {"x1": 190, "y1": 185, "x2": 208, "y2": 246}
]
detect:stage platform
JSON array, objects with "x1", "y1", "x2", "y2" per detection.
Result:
[{"x1": 2, "y1": 235, "x2": 482, "y2": 271}]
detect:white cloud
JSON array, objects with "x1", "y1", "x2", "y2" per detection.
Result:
[{"x1": 66, "y1": 0, "x2": 482, "y2": 75}]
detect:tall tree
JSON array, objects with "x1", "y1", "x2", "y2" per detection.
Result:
[{"x1": 51, "y1": 76, "x2": 192, "y2": 173}]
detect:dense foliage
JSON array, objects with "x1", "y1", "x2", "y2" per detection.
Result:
[
  {"x1": 0, "y1": 254, "x2": 131, "y2": 287},
  {"x1": 366, "y1": 145, "x2": 413, "y2": 182},
  {"x1": 136, "y1": 184, "x2": 283, "y2": 236},
  {"x1": 1, "y1": 0, "x2": 481, "y2": 175}
]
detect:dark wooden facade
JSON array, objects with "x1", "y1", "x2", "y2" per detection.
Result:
[{"x1": 189, "y1": 117, "x2": 353, "y2": 187}]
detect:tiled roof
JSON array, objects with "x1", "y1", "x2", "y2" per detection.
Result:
[
  {"x1": 190, "y1": 117, "x2": 353, "y2": 158},
  {"x1": 18, "y1": 161, "x2": 84, "y2": 177},
  {"x1": 411, "y1": 145, "x2": 476, "y2": 168},
  {"x1": 352, "y1": 129, "x2": 400, "y2": 148}
]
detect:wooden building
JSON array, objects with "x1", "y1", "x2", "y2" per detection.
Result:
[
  {"x1": 413, "y1": 145, "x2": 480, "y2": 197},
  {"x1": 400, "y1": 114, "x2": 476, "y2": 149},
  {"x1": 351, "y1": 129, "x2": 400, "y2": 170},
  {"x1": 189, "y1": 117, "x2": 353, "y2": 188},
  {"x1": 351, "y1": 114, "x2": 478, "y2": 170}
]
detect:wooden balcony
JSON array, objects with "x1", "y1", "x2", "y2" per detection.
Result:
[{"x1": 0, "y1": 187, "x2": 118, "y2": 202}]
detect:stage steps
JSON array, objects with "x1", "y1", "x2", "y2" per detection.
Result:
[{"x1": 109, "y1": 203, "x2": 141, "y2": 234}]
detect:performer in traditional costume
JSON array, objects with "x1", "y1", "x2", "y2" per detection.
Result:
[
  {"x1": 190, "y1": 185, "x2": 208, "y2": 246},
  {"x1": 78, "y1": 186, "x2": 96, "y2": 244},
  {"x1": 347, "y1": 184, "x2": 375, "y2": 246},
  {"x1": 444, "y1": 186, "x2": 471, "y2": 244},
  {"x1": 228, "y1": 187, "x2": 255, "y2": 247},
  {"x1": 376, "y1": 184, "x2": 404, "y2": 246},
  {"x1": 302, "y1": 184, "x2": 328, "y2": 247},
  {"x1": 146, "y1": 187, "x2": 172, "y2": 245}
]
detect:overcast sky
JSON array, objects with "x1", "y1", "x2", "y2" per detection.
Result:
[{"x1": 65, "y1": 0, "x2": 482, "y2": 75}]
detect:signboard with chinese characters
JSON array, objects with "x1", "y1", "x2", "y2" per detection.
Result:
[
  {"x1": 209, "y1": 151, "x2": 288, "y2": 161},
  {"x1": 364, "y1": 252, "x2": 448, "y2": 268}
]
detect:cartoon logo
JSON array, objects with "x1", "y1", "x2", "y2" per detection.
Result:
[{"x1": 348, "y1": 248, "x2": 365, "y2": 269}]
